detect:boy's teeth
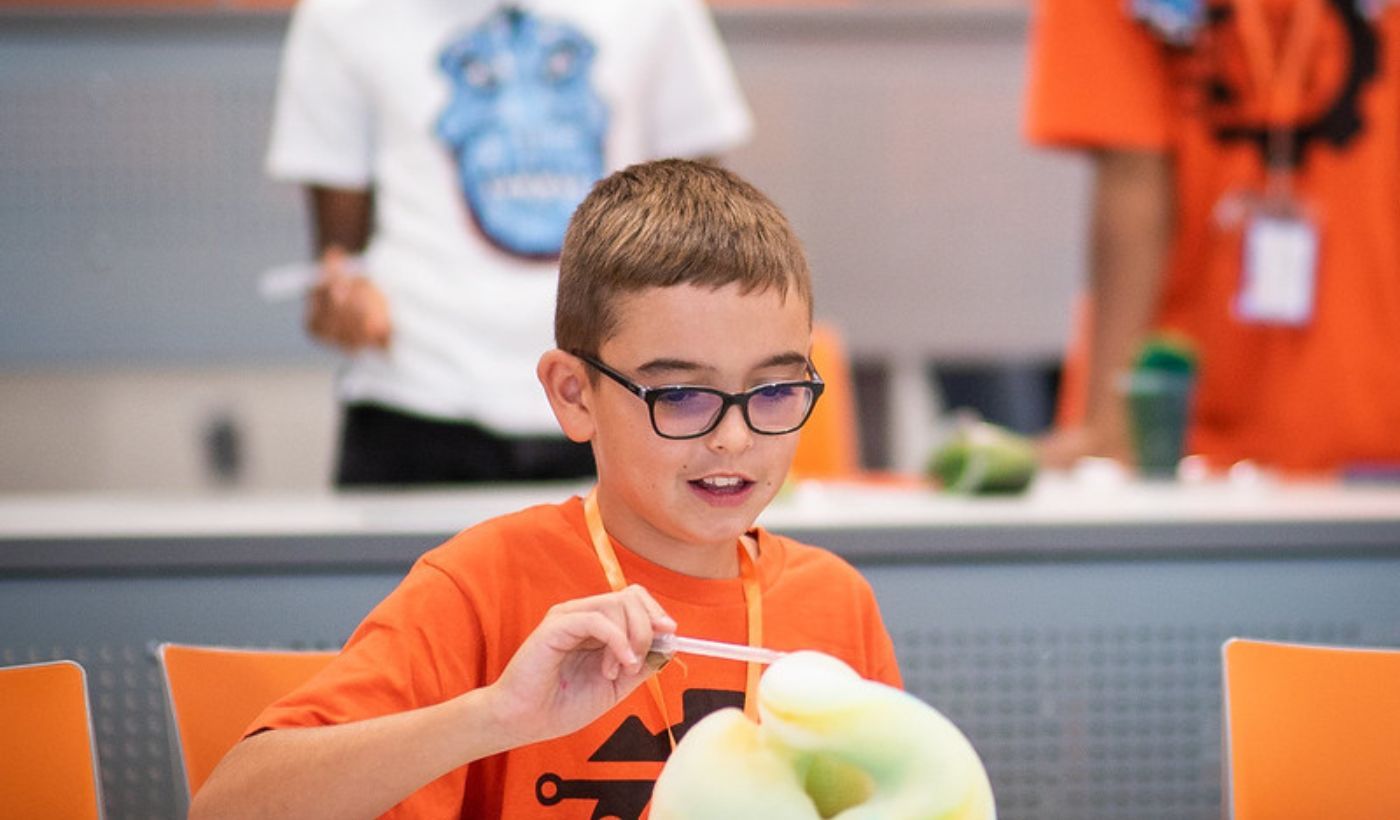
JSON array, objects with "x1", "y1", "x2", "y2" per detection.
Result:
[{"x1": 701, "y1": 476, "x2": 743, "y2": 488}]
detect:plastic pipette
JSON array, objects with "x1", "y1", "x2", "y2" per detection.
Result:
[{"x1": 649, "y1": 633, "x2": 785, "y2": 666}]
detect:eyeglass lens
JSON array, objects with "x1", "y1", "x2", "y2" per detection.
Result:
[{"x1": 652, "y1": 384, "x2": 815, "y2": 437}]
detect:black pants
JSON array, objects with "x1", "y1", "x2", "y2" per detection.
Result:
[{"x1": 335, "y1": 403, "x2": 596, "y2": 488}]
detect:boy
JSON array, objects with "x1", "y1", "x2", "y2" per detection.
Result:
[{"x1": 191, "y1": 160, "x2": 901, "y2": 819}]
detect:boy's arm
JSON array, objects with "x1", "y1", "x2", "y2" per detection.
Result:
[
  {"x1": 1040, "y1": 148, "x2": 1174, "y2": 467},
  {"x1": 301, "y1": 185, "x2": 390, "y2": 352},
  {"x1": 189, "y1": 688, "x2": 512, "y2": 820},
  {"x1": 189, "y1": 585, "x2": 675, "y2": 819}
]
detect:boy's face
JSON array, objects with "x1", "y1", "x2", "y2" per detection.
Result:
[{"x1": 588, "y1": 282, "x2": 811, "y2": 576}]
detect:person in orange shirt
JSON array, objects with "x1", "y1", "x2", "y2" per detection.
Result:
[
  {"x1": 1026, "y1": 0, "x2": 1400, "y2": 474},
  {"x1": 189, "y1": 159, "x2": 901, "y2": 819}
]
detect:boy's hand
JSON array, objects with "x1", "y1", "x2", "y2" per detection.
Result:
[
  {"x1": 485, "y1": 585, "x2": 676, "y2": 748},
  {"x1": 305, "y1": 245, "x2": 392, "y2": 351}
]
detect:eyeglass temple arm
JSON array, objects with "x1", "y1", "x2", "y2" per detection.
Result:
[{"x1": 573, "y1": 352, "x2": 651, "y2": 400}]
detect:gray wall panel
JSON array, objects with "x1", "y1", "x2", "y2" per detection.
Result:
[{"x1": 0, "y1": 10, "x2": 1082, "y2": 366}]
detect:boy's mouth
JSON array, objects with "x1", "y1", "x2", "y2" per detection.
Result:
[{"x1": 689, "y1": 474, "x2": 755, "y2": 497}]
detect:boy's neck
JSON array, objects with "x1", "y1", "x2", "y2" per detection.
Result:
[
  {"x1": 630, "y1": 538, "x2": 741, "y2": 580},
  {"x1": 590, "y1": 494, "x2": 749, "y2": 580}
]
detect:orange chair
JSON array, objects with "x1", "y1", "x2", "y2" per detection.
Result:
[
  {"x1": 0, "y1": 660, "x2": 104, "y2": 820},
  {"x1": 790, "y1": 322, "x2": 861, "y2": 479},
  {"x1": 1223, "y1": 638, "x2": 1400, "y2": 820},
  {"x1": 156, "y1": 643, "x2": 337, "y2": 798}
]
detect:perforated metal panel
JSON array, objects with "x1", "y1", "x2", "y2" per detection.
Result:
[
  {"x1": 0, "y1": 17, "x2": 310, "y2": 365},
  {"x1": 895, "y1": 622, "x2": 1363, "y2": 819}
]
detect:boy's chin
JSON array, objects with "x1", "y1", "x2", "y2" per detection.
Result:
[{"x1": 678, "y1": 506, "x2": 763, "y2": 547}]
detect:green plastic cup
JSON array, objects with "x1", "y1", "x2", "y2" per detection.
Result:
[{"x1": 1122, "y1": 369, "x2": 1193, "y2": 479}]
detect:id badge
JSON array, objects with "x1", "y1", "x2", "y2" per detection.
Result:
[{"x1": 1237, "y1": 212, "x2": 1319, "y2": 326}]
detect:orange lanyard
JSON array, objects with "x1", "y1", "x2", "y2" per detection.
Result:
[
  {"x1": 1236, "y1": 0, "x2": 1325, "y2": 126},
  {"x1": 582, "y1": 488, "x2": 764, "y2": 751}
]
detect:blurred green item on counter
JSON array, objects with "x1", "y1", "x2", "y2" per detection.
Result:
[
  {"x1": 1134, "y1": 334, "x2": 1197, "y2": 374},
  {"x1": 1123, "y1": 334, "x2": 1198, "y2": 479},
  {"x1": 928, "y1": 415, "x2": 1038, "y2": 495}
]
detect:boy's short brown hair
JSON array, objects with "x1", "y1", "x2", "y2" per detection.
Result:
[{"x1": 555, "y1": 159, "x2": 812, "y2": 355}]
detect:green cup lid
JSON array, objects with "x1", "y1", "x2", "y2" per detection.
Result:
[{"x1": 1135, "y1": 335, "x2": 1197, "y2": 375}]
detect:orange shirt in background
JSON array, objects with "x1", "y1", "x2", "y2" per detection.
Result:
[
  {"x1": 250, "y1": 496, "x2": 901, "y2": 818},
  {"x1": 1027, "y1": 0, "x2": 1400, "y2": 472}
]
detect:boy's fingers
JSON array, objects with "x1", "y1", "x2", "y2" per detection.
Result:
[
  {"x1": 547, "y1": 589, "x2": 672, "y2": 678},
  {"x1": 616, "y1": 594, "x2": 656, "y2": 676},
  {"x1": 556, "y1": 610, "x2": 637, "y2": 671}
]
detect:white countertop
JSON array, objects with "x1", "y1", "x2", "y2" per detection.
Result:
[{"x1": 3, "y1": 474, "x2": 1398, "y2": 541}]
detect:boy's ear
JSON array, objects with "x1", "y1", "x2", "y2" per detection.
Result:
[{"x1": 537, "y1": 349, "x2": 596, "y2": 443}]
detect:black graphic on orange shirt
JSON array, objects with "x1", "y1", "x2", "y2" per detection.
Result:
[
  {"x1": 534, "y1": 688, "x2": 743, "y2": 820},
  {"x1": 1176, "y1": 0, "x2": 1379, "y2": 167}
]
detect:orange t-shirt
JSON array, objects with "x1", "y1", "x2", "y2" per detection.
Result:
[
  {"x1": 250, "y1": 496, "x2": 901, "y2": 818},
  {"x1": 1026, "y1": 0, "x2": 1400, "y2": 472}
]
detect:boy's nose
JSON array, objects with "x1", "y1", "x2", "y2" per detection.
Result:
[{"x1": 706, "y1": 404, "x2": 754, "y2": 453}]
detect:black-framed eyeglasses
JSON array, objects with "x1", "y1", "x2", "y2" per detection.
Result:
[{"x1": 573, "y1": 351, "x2": 825, "y2": 440}]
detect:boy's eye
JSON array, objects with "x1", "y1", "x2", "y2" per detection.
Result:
[
  {"x1": 753, "y1": 384, "x2": 799, "y2": 401},
  {"x1": 655, "y1": 388, "x2": 709, "y2": 407}
]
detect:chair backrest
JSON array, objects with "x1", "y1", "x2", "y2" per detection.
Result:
[
  {"x1": 790, "y1": 321, "x2": 861, "y2": 479},
  {"x1": 1223, "y1": 638, "x2": 1400, "y2": 820},
  {"x1": 156, "y1": 642, "x2": 337, "y2": 798},
  {"x1": 0, "y1": 660, "x2": 104, "y2": 820}
]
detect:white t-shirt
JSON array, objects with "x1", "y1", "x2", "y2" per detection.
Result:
[{"x1": 268, "y1": 0, "x2": 752, "y2": 434}]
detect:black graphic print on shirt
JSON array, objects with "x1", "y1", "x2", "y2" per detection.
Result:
[
  {"x1": 534, "y1": 688, "x2": 744, "y2": 820},
  {"x1": 1162, "y1": 0, "x2": 1380, "y2": 168}
]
